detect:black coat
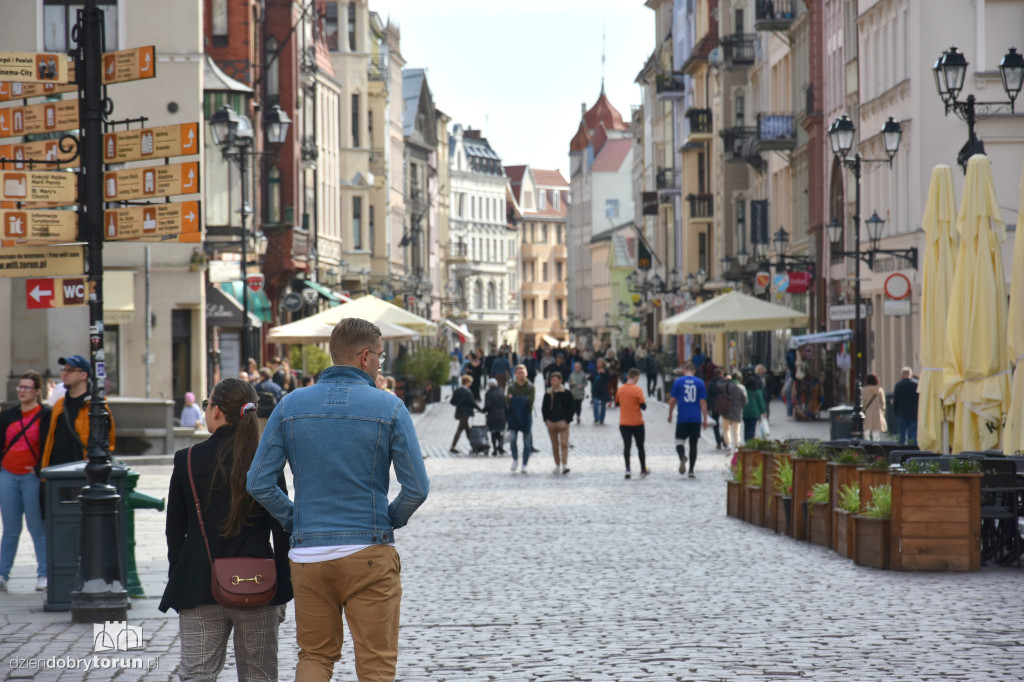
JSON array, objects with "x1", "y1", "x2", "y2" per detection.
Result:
[
  {"x1": 450, "y1": 386, "x2": 477, "y2": 419},
  {"x1": 892, "y1": 377, "x2": 919, "y2": 421},
  {"x1": 542, "y1": 389, "x2": 575, "y2": 423},
  {"x1": 159, "y1": 426, "x2": 292, "y2": 613},
  {"x1": 483, "y1": 387, "x2": 507, "y2": 431}
]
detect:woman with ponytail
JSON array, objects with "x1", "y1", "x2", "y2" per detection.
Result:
[{"x1": 159, "y1": 378, "x2": 292, "y2": 680}]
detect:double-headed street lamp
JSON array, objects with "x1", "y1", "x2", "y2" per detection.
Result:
[
  {"x1": 827, "y1": 113, "x2": 903, "y2": 440},
  {"x1": 933, "y1": 46, "x2": 1023, "y2": 170},
  {"x1": 210, "y1": 103, "x2": 291, "y2": 365}
]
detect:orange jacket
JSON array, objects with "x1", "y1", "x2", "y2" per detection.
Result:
[{"x1": 41, "y1": 394, "x2": 116, "y2": 469}]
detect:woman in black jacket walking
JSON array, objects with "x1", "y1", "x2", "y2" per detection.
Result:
[
  {"x1": 482, "y1": 378, "x2": 507, "y2": 456},
  {"x1": 542, "y1": 371, "x2": 576, "y2": 475},
  {"x1": 159, "y1": 378, "x2": 292, "y2": 681},
  {"x1": 449, "y1": 374, "x2": 479, "y2": 453}
]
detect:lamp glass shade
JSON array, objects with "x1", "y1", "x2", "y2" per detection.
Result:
[
  {"x1": 232, "y1": 114, "x2": 255, "y2": 147},
  {"x1": 264, "y1": 104, "x2": 293, "y2": 144},
  {"x1": 209, "y1": 105, "x2": 237, "y2": 146},
  {"x1": 685, "y1": 273, "x2": 696, "y2": 290},
  {"x1": 829, "y1": 115, "x2": 855, "y2": 156},
  {"x1": 754, "y1": 241, "x2": 768, "y2": 260},
  {"x1": 696, "y1": 267, "x2": 707, "y2": 285},
  {"x1": 721, "y1": 254, "x2": 732, "y2": 271},
  {"x1": 1000, "y1": 48, "x2": 1024, "y2": 103},
  {"x1": 826, "y1": 220, "x2": 843, "y2": 247},
  {"x1": 737, "y1": 248, "x2": 750, "y2": 267},
  {"x1": 865, "y1": 211, "x2": 885, "y2": 243},
  {"x1": 773, "y1": 227, "x2": 789, "y2": 257},
  {"x1": 941, "y1": 46, "x2": 967, "y2": 99},
  {"x1": 933, "y1": 53, "x2": 948, "y2": 100},
  {"x1": 881, "y1": 117, "x2": 902, "y2": 157}
]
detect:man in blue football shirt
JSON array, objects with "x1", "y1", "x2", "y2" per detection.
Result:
[{"x1": 668, "y1": 362, "x2": 708, "y2": 478}]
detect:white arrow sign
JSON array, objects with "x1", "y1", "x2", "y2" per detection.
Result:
[
  {"x1": 29, "y1": 283, "x2": 52, "y2": 302},
  {"x1": 184, "y1": 128, "x2": 195, "y2": 149}
]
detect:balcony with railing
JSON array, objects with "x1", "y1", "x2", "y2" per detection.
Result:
[
  {"x1": 687, "y1": 194, "x2": 714, "y2": 221},
  {"x1": 686, "y1": 108, "x2": 713, "y2": 137},
  {"x1": 448, "y1": 240, "x2": 469, "y2": 263},
  {"x1": 756, "y1": 114, "x2": 796, "y2": 151},
  {"x1": 722, "y1": 34, "x2": 757, "y2": 66},
  {"x1": 681, "y1": 32, "x2": 720, "y2": 74},
  {"x1": 368, "y1": 55, "x2": 387, "y2": 82},
  {"x1": 369, "y1": 149, "x2": 384, "y2": 175},
  {"x1": 656, "y1": 167, "x2": 679, "y2": 193},
  {"x1": 721, "y1": 127, "x2": 757, "y2": 160},
  {"x1": 655, "y1": 73, "x2": 687, "y2": 100},
  {"x1": 755, "y1": 0, "x2": 796, "y2": 31}
]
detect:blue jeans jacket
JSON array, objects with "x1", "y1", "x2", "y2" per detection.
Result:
[{"x1": 247, "y1": 365, "x2": 430, "y2": 548}]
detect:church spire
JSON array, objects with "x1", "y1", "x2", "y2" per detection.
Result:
[{"x1": 600, "y1": 22, "x2": 606, "y2": 94}]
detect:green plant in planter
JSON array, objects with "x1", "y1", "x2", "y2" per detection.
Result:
[
  {"x1": 772, "y1": 458, "x2": 793, "y2": 497},
  {"x1": 767, "y1": 440, "x2": 790, "y2": 453},
  {"x1": 862, "y1": 455, "x2": 890, "y2": 471},
  {"x1": 863, "y1": 484, "x2": 892, "y2": 519},
  {"x1": 807, "y1": 482, "x2": 830, "y2": 504},
  {"x1": 832, "y1": 448, "x2": 863, "y2": 465},
  {"x1": 795, "y1": 440, "x2": 825, "y2": 459},
  {"x1": 730, "y1": 459, "x2": 743, "y2": 482},
  {"x1": 403, "y1": 346, "x2": 450, "y2": 392},
  {"x1": 950, "y1": 458, "x2": 983, "y2": 474},
  {"x1": 751, "y1": 463, "x2": 764, "y2": 487},
  {"x1": 744, "y1": 438, "x2": 772, "y2": 451},
  {"x1": 838, "y1": 482, "x2": 862, "y2": 513},
  {"x1": 904, "y1": 459, "x2": 942, "y2": 474}
]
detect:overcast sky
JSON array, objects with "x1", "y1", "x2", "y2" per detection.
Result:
[{"x1": 373, "y1": 0, "x2": 652, "y2": 175}]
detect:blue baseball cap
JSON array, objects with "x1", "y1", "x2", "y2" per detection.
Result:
[{"x1": 58, "y1": 355, "x2": 90, "y2": 372}]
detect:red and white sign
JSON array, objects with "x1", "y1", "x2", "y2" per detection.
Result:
[
  {"x1": 788, "y1": 270, "x2": 811, "y2": 294},
  {"x1": 25, "y1": 276, "x2": 86, "y2": 309},
  {"x1": 884, "y1": 273, "x2": 911, "y2": 300},
  {"x1": 246, "y1": 274, "x2": 264, "y2": 293}
]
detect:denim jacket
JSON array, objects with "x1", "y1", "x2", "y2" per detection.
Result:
[{"x1": 246, "y1": 365, "x2": 430, "y2": 549}]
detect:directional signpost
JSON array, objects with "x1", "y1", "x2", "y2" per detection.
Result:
[
  {"x1": 0, "y1": 208, "x2": 77, "y2": 243},
  {"x1": 103, "y1": 201, "x2": 199, "y2": 242},
  {"x1": 101, "y1": 46, "x2": 155, "y2": 85},
  {"x1": 103, "y1": 122, "x2": 199, "y2": 163},
  {"x1": 0, "y1": 99, "x2": 79, "y2": 139},
  {"x1": 0, "y1": 244, "x2": 84, "y2": 277},
  {"x1": 102, "y1": 161, "x2": 199, "y2": 202},
  {"x1": 0, "y1": 51, "x2": 70, "y2": 84},
  {"x1": 0, "y1": 140, "x2": 79, "y2": 169},
  {"x1": 0, "y1": 73, "x2": 77, "y2": 102},
  {"x1": 0, "y1": 169, "x2": 77, "y2": 203},
  {"x1": 25, "y1": 276, "x2": 88, "y2": 309}
]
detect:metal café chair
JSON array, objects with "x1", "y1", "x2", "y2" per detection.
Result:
[{"x1": 979, "y1": 458, "x2": 1022, "y2": 568}]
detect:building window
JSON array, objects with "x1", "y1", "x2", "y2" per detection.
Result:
[
  {"x1": 212, "y1": 0, "x2": 228, "y2": 37},
  {"x1": 347, "y1": 2, "x2": 356, "y2": 51},
  {"x1": 556, "y1": 261, "x2": 564, "y2": 281},
  {"x1": 268, "y1": 166, "x2": 281, "y2": 224},
  {"x1": 324, "y1": 1, "x2": 339, "y2": 51},
  {"x1": 103, "y1": 325, "x2": 119, "y2": 395},
  {"x1": 552, "y1": 191, "x2": 559, "y2": 211},
  {"x1": 542, "y1": 261, "x2": 549, "y2": 282},
  {"x1": 539, "y1": 224, "x2": 547, "y2": 243},
  {"x1": 487, "y1": 282, "x2": 496, "y2": 309},
  {"x1": 45, "y1": 1, "x2": 118, "y2": 51},
  {"x1": 352, "y1": 196, "x2": 362, "y2": 250},
  {"x1": 266, "y1": 37, "x2": 280, "y2": 103},
  {"x1": 538, "y1": 190, "x2": 546, "y2": 210},
  {"x1": 735, "y1": 94, "x2": 745, "y2": 126},
  {"x1": 351, "y1": 94, "x2": 360, "y2": 147},
  {"x1": 543, "y1": 299, "x2": 549, "y2": 319},
  {"x1": 458, "y1": 193, "x2": 465, "y2": 217},
  {"x1": 473, "y1": 280, "x2": 483, "y2": 309},
  {"x1": 605, "y1": 199, "x2": 619, "y2": 219},
  {"x1": 368, "y1": 205, "x2": 375, "y2": 252}
]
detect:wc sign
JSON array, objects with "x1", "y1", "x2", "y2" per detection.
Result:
[{"x1": 25, "y1": 276, "x2": 87, "y2": 309}]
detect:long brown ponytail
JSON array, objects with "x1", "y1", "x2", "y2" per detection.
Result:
[{"x1": 207, "y1": 377, "x2": 261, "y2": 538}]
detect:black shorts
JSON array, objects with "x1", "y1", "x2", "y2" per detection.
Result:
[{"x1": 675, "y1": 422, "x2": 701, "y2": 441}]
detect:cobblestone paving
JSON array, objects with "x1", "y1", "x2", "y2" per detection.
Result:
[{"x1": 2, "y1": 385, "x2": 1023, "y2": 680}]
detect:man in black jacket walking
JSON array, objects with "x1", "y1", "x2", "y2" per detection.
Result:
[{"x1": 892, "y1": 367, "x2": 919, "y2": 446}]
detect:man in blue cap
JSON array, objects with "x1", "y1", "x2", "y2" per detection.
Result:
[{"x1": 40, "y1": 355, "x2": 116, "y2": 468}]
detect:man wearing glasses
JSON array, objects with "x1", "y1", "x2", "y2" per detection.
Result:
[
  {"x1": 40, "y1": 355, "x2": 116, "y2": 468},
  {"x1": 247, "y1": 317, "x2": 429, "y2": 681}
]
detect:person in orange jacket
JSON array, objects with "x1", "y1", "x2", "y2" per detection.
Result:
[{"x1": 40, "y1": 355, "x2": 115, "y2": 469}]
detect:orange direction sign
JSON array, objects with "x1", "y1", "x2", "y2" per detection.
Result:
[
  {"x1": 0, "y1": 244, "x2": 83, "y2": 278},
  {"x1": 103, "y1": 162, "x2": 198, "y2": 202},
  {"x1": 0, "y1": 209, "x2": 77, "y2": 244},
  {"x1": 0, "y1": 139, "x2": 79, "y2": 169},
  {"x1": 26, "y1": 277, "x2": 88, "y2": 309},
  {"x1": 0, "y1": 52, "x2": 70, "y2": 85},
  {"x1": 0, "y1": 74, "x2": 76, "y2": 102},
  {"x1": 104, "y1": 123, "x2": 199, "y2": 164},
  {"x1": 0, "y1": 100, "x2": 79, "y2": 140},
  {"x1": 0, "y1": 170, "x2": 77, "y2": 203},
  {"x1": 102, "y1": 46, "x2": 155, "y2": 85},
  {"x1": 104, "y1": 201, "x2": 199, "y2": 242}
]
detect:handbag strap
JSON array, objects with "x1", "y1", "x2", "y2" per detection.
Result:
[
  {"x1": 2, "y1": 409, "x2": 43, "y2": 461},
  {"x1": 864, "y1": 393, "x2": 878, "y2": 410},
  {"x1": 185, "y1": 446, "x2": 216, "y2": 570}
]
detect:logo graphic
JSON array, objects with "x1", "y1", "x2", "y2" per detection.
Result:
[{"x1": 94, "y1": 621, "x2": 144, "y2": 652}]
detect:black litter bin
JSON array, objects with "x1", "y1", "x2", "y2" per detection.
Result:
[
  {"x1": 829, "y1": 406, "x2": 854, "y2": 441},
  {"x1": 40, "y1": 461, "x2": 128, "y2": 612}
]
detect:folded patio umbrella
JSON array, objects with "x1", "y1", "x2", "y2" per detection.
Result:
[
  {"x1": 917, "y1": 165, "x2": 959, "y2": 453},
  {"x1": 1004, "y1": 156, "x2": 1024, "y2": 454},
  {"x1": 942, "y1": 154, "x2": 1011, "y2": 453}
]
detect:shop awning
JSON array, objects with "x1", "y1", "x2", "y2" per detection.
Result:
[
  {"x1": 206, "y1": 285, "x2": 262, "y2": 328},
  {"x1": 442, "y1": 319, "x2": 474, "y2": 343},
  {"x1": 541, "y1": 334, "x2": 563, "y2": 347},
  {"x1": 221, "y1": 282, "x2": 272, "y2": 323},
  {"x1": 789, "y1": 329, "x2": 853, "y2": 349},
  {"x1": 303, "y1": 280, "x2": 350, "y2": 306}
]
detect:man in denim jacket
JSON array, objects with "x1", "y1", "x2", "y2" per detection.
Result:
[{"x1": 247, "y1": 317, "x2": 429, "y2": 681}]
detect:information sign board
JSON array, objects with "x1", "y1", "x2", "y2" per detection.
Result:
[
  {"x1": 0, "y1": 52, "x2": 70, "y2": 84},
  {"x1": 0, "y1": 100, "x2": 79, "y2": 139},
  {"x1": 0, "y1": 139, "x2": 79, "y2": 169},
  {"x1": 0, "y1": 209, "x2": 77, "y2": 244},
  {"x1": 102, "y1": 46, "x2": 155, "y2": 85},
  {"x1": 0, "y1": 244, "x2": 83, "y2": 278},
  {"x1": 103, "y1": 123, "x2": 199, "y2": 163},
  {"x1": 26, "y1": 276, "x2": 88, "y2": 309},
  {"x1": 102, "y1": 162, "x2": 199, "y2": 202},
  {"x1": 103, "y1": 201, "x2": 199, "y2": 242},
  {"x1": 0, "y1": 170, "x2": 77, "y2": 203}
]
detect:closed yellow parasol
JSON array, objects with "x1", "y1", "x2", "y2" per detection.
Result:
[{"x1": 1004, "y1": 157, "x2": 1024, "y2": 454}]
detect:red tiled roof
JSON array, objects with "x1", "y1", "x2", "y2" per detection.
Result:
[
  {"x1": 504, "y1": 165, "x2": 526, "y2": 202},
  {"x1": 569, "y1": 120, "x2": 590, "y2": 152},
  {"x1": 584, "y1": 91, "x2": 628, "y2": 133},
  {"x1": 532, "y1": 169, "x2": 568, "y2": 187},
  {"x1": 591, "y1": 138, "x2": 632, "y2": 173},
  {"x1": 591, "y1": 123, "x2": 608, "y2": 156}
]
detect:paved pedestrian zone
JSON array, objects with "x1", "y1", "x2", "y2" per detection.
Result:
[{"x1": 2, "y1": 384, "x2": 1022, "y2": 680}]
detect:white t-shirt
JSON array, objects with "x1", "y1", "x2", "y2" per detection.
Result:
[{"x1": 289, "y1": 543, "x2": 393, "y2": 563}]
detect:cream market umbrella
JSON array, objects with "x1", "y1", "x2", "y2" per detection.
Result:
[
  {"x1": 659, "y1": 291, "x2": 807, "y2": 334},
  {"x1": 1004, "y1": 157, "x2": 1024, "y2": 454},
  {"x1": 306, "y1": 294, "x2": 438, "y2": 335},
  {"x1": 942, "y1": 154, "x2": 1011, "y2": 453},
  {"x1": 267, "y1": 316, "x2": 420, "y2": 344},
  {"x1": 917, "y1": 165, "x2": 959, "y2": 453}
]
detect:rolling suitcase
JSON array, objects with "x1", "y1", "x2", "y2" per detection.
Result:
[{"x1": 468, "y1": 424, "x2": 491, "y2": 455}]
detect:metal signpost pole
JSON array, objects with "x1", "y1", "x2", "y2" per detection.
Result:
[
  {"x1": 850, "y1": 154, "x2": 865, "y2": 441},
  {"x1": 240, "y1": 146, "x2": 251, "y2": 366},
  {"x1": 72, "y1": 0, "x2": 127, "y2": 622}
]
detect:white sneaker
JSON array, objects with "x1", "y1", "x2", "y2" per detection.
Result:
[
  {"x1": 0, "y1": 577, "x2": 7, "y2": 593},
  {"x1": 510, "y1": 460, "x2": 519, "y2": 472},
  {"x1": 521, "y1": 466, "x2": 528, "y2": 474},
  {"x1": 35, "y1": 577, "x2": 47, "y2": 592},
  {"x1": 553, "y1": 466, "x2": 562, "y2": 475}
]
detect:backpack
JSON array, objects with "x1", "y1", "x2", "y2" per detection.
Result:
[
  {"x1": 713, "y1": 383, "x2": 731, "y2": 416},
  {"x1": 256, "y1": 384, "x2": 279, "y2": 418}
]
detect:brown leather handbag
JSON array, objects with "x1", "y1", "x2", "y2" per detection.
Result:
[{"x1": 187, "y1": 447, "x2": 277, "y2": 608}]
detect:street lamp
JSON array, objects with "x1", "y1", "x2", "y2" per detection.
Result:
[
  {"x1": 828, "y1": 112, "x2": 902, "y2": 440},
  {"x1": 933, "y1": 45, "x2": 1024, "y2": 170},
  {"x1": 210, "y1": 103, "x2": 291, "y2": 365}
]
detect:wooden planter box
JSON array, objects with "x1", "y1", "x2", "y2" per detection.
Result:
[
  {"x1": 791, "y1": 457, "x2": 827, "y2": 541},
  {"x1": 741, "y1": 449, "x2": 765, "y2": 527},
  {"x1": 828, "y1": 462, "x2": 860, "y2": 554},
  {"x1": 834, "y1": 509, "x2": 854, "y2": 559},
  {"x1": 760, "y1": 452, "x2": 776, "y2": 529},
  {"x1": 745, "y1": 486, "x2": 764, "y2": 527},
  {"x1": 853, "y1": 515, "x2": 891, "y2": 569},
  {"x1": 772, "y1": 493, "x2": 790, "y2": 534},
  {"x1": 890, "y1": 473, "x2": 981, "y2": 572},
  {"x1": 726, "y1": 480, "x2": 744, "y2": 519},
  {"x1": 858, "y1": 468, "x2": 891, "y2": 513},
  {"x1": 807, "y1": 502, "x2": 831, "y2": 548}
]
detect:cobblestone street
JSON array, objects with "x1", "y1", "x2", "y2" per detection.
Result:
[{"x1": 2, "y1": 386, "x2": 1023, "y2": 680}]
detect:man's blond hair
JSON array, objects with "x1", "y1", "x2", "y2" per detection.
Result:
[{"x1": 329, "y1": 317, "x2": 383, "y2": 365}]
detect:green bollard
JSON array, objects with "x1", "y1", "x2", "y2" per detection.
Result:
[{"x1": 123, "y1": 468, "x2": 165, "y2": 598}]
